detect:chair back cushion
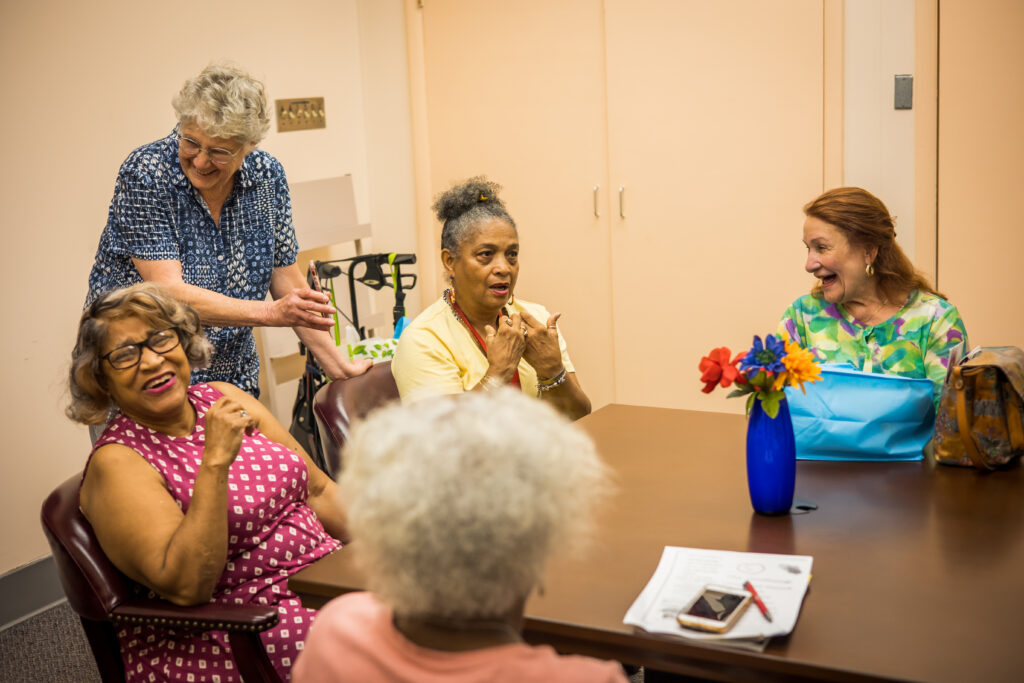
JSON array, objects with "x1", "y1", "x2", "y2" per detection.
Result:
[
  {"x1": 313, "y1": 361, "x2": 399, "y2": 475},
  {"x1": 40, "y1": 474, "x2": 135, "y2": 621}
]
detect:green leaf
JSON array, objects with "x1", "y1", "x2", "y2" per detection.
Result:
[
  {"x1": 727, "y1": 384, "x2": 755, "y2": 398},
  {"x1": 758, "y1": 390, "x2": 787, "y2": 419},
  {"x1": 745, "y1": 392, "x2": 756, "y2": 417}
]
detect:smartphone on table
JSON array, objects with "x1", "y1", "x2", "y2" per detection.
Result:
[{"x1": 676, "y1": 584, "x2": 752, "y2": 633}]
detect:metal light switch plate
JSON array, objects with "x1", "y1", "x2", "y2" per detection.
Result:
[{"x1": 894, "y1": 75, "x2": 913, "y2": 110}]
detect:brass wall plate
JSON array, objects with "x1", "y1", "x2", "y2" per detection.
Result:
[{"x1": 276, "y1": 97, "x2": 326, "y2": 132}]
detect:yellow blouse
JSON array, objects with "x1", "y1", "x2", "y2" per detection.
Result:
[{"x1": 391, "y1": 297, "x2": 575, "y2": 403}]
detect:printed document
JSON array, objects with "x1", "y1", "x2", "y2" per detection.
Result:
[{"x1": 624, "y1": 546, "x2": 813, "y2": 647}]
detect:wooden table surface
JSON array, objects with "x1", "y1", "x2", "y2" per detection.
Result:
[{"x1": 290, "y1": 404, "x2": 1024, "y2": 682}]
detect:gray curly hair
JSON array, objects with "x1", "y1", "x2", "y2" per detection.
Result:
[
  {"x1": 339, "y1": 389, "x2": 611, "y2": 619},
  {"x1": 433, "y1": 176, "x2": 517, "y2": 255},
  {"x1": 67, "y1": 283, "x2": 213, "y2": 425},
  {"x1": 171, "y1": 62, "x2": 271, "y2": 143}
]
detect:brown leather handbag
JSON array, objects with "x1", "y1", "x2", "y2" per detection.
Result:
[{"x1": 933, "y1": 346, "x2": 1024, "y2": 469}]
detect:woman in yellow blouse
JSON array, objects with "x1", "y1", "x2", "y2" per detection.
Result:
[{"x1": 392, "y1": 177, "x2": 590, "y2": 419}]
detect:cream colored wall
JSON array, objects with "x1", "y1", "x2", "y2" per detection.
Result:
[
  {"x1": 356, "y1": 0, "x2": 422, "y2": 319},
  {"x1": 0, "y1": 0, "x2": 416, "y2": 576},
  {"x1": 938, "y1": 0, "x2": 1024, "y2": 348},
  {"x1": 844, "y1": 0, "x2": 917, "y2": 259}
]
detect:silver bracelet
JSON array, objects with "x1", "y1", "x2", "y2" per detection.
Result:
[{"x1": 537, "y1": 368, "x2": 567, "y2": 392}]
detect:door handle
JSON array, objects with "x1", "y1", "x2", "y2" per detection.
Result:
[
  {"x1": 619, "y1": 186, "x2": 625, "y2": 219},
  {"x1": 593, "y1": 185, "x2": 600, "y2": 217}
]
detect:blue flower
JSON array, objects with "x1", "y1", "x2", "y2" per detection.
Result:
[{"x1": 740, "y1": 334, "x2": 786, "y2": 376}]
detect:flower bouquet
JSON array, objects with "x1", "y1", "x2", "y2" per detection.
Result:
[
  {"x1": 700, "y1": 334, "x2": 821, "y2": 514},
  {"x1": 699, "y1": 334, "x2": 822, "y2": 418}
]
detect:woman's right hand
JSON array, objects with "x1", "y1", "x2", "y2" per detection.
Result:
[
  {"x1": 264, "y1": 287, "x2": 336, "y2": 330},
  {"x1": 202, "y1": 397, "x2": 257, "y2": 469},
  {"x1": 483, "y1": 312, "x2": 527, "y2": 382}
]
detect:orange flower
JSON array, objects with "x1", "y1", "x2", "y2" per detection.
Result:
[
  {"x1": 699, "y1": 347, "x2": 746, "y2": 394},
  {"x1": 780, "y1": 336, "x2": 821, "y2": 393}
]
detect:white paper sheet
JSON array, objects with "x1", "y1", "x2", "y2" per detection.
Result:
[{"x1": 623, "y1": 546, "x2": 813, "y2": 648}]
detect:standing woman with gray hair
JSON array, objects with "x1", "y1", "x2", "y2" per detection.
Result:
[
  {"x1": 391, "y1": 176, "x2": 591, "y2": 419},
  {"x1": 86, "y1": 62, "x2": 369, "y2": 397}
]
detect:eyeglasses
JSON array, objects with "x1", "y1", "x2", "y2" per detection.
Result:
[
  {"x1": 179, "y1": 136, "x2": 241, "y2": 166},
  {"x1": 101, "y1": 328, "x2": 182, "y2": 370}
]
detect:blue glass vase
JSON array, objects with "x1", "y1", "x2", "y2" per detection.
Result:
[{"x1": 746, "y1": 397, "x2": 796, "y2": 515}]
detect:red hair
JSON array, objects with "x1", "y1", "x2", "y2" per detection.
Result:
[{"x1": 804, "y1": 187, "x2": 943, "y2": 301}]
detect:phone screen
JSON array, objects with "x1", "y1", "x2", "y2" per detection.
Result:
[{"x1": 683, "y1": 588, "x2": 747, "y2": 622}]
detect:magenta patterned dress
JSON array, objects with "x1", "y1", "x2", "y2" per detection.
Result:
[{"x1": 84, "y1": 383, "x2": 342, "y2": 682}]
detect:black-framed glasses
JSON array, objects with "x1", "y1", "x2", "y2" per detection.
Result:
[
  {"x1": 179, "y1": 136, "x2": 240, "y2": 166},
  {"x1": 101, "y1": 328, "x2": 181, "y2": 370}
]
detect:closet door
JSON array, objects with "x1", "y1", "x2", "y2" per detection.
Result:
[
  {"x1": 604, "y1": 0, "x2": 825, "y2": 411},
  {"x1": 418, "y1": 0, "x2": 616, "y2": 408}
]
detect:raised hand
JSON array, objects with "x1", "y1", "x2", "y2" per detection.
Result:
[
  {"x1": 483, "y1": 312, "x2": 527, "y2": 382},
  {"x1": 202, "y1": 397, "x2": 258, "y2": 469},
  {"x1": 521, "y1": 310, "x2": 564, "y2": 378},
  {"x1": 265, "y1": 288, "x2": 336, "y2": 330}
]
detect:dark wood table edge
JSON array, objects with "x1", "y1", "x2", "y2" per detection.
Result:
[
  {"x1": 292, "y1": 581, "x2": 910, "y2": 683},
  {"x1": 523, "y1": 619, "x2": 914, "y2": 683}
]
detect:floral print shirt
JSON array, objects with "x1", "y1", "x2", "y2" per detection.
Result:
[
  {"x1": 85, "y1": 128, "x2": 298, "y2": 396},
  {"x1": 778, "y1": 289, "x2": 968, "y2": 408}
]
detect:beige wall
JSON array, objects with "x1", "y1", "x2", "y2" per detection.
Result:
[
  {"x1": 938, "y1": 0, "x2": 1024, "y2": 347},
  {"x1": 0, "y1": 0, "x2": 416, "y2": 576},
  {"x1": 844, "y1": 0, "x2": 918, "y2": 259}
]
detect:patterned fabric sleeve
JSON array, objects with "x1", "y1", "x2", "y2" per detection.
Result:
[
  {"x1": 923, "y1": 301, "x2": 969, "y2": 406},
  {"x1": 108, "y1": 162, "x2": 180, "y2": 261},
  {"x1": 778, "y1": 300, "x2": 806, "y2": 347},
  {"x1": 272, "y1": 165, "x2": 299, "y2": 267}
]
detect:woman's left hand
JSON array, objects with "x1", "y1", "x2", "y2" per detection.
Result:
[{"x1": 521, "y1": 310, "x2": 564, "y2": 379}]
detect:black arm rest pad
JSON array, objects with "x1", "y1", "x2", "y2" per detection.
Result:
[{"x1": 111, "y1": 597, "x2": 280, "y2": 633}]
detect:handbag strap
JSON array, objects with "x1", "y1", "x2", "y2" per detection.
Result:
[{"x1": 953, "y1": 366, "x2": 995, "y2": 470}]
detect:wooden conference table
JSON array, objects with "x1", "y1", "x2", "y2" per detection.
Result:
[{"x1": 290, "y1": 404, "x2": 1024, "y2": 682}]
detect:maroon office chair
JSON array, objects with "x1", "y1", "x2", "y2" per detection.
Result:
[
  {"x1": 313, "y1": 360, "x2": 400, "y2": 476},
  {"x1": 40, "y1": 474, "x2": 282, "y2": 683}
]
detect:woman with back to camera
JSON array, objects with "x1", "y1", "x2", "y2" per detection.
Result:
[
  {"x1": 779, "y1": 187, "x2": 968, "y2": 407},
  {"x1": 293, "y1": 389, "x2": 627, "y2": 682},
  {"x1": 68, "y1": 283, "x2": 347, "y2": 682},
  {"x1": 391, "y1": 176, "x2": 591, "y2": 419},
  {"x1": 86, "y1": 62, "x2": 368, "y2": 399}
]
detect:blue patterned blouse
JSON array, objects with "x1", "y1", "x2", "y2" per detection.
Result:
[{"x1": 86, "y1": 128, "x2": 298, "y2": 396}]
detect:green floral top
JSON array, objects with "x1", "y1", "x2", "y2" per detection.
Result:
[{"x1": 778, "y1": 289, "x2": 968, "y2": 408}]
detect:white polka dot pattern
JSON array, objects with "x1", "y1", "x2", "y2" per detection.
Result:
[{"x1": 90, "y1": 383, "x2": 341, "y2": 682}]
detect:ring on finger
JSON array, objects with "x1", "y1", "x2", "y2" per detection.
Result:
[{"x1": 505, "y1": 318, "x2": 513, "y2": 327}]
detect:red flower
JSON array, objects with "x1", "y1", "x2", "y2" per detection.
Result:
[{"x1": 698, "y1": 347, "x2": 746, "y2": 393}]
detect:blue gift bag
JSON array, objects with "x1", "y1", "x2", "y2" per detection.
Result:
[{"x1": 784, "y1": 364, "x2": 935, "y2": 461}]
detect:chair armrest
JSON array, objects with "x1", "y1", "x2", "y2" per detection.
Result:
[{"x1": 110, "y1": 597, "x2": 280, "y2": 633}]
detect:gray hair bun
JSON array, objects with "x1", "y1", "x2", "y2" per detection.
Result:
[
  {"x1": 432, "y1": 176, "x2": 506, "y2": 223},
  {"x1": 434, "y1": 176, "x2": 516, "y2": 253}
]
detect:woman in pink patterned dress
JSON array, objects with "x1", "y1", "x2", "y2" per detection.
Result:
[{"x1": 67, "y1": 283, "x2": 346, "y2": 682}]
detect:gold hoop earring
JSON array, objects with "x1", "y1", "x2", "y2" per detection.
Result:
[
  {"x1": 865, "y1": 263, "x2": 875, "y2": 277},
  {"x1": 508, "y1": 292, "x2": 515, "y2": 307}
]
